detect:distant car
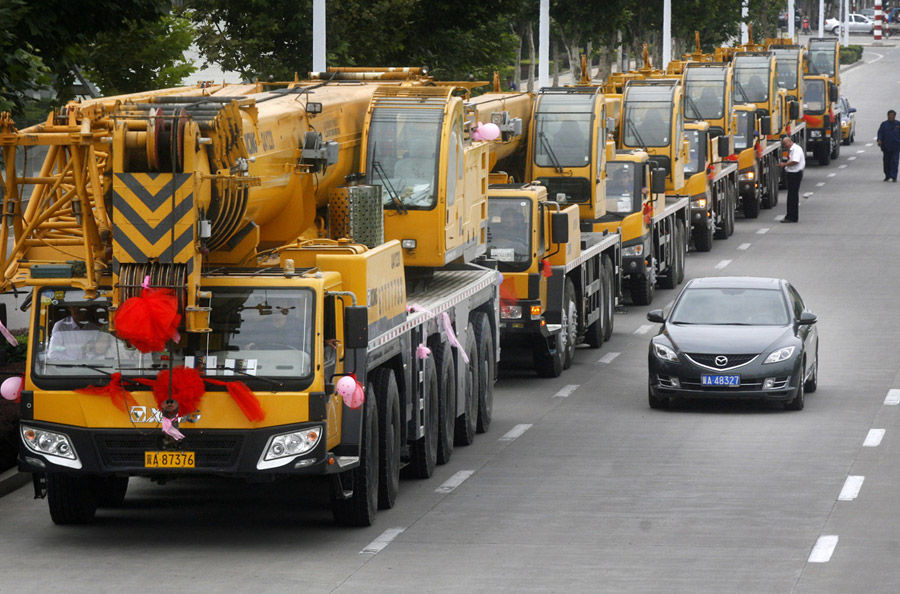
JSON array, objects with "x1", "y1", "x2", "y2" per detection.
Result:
[
  {"x1": 837, "y1": 95, "x2": 857, "y2": 145},
  {"x1": 890, "y1": 8, "x2": 900, "y2": 23},
  {"x1": 647, "y1": 277, "x2": 818, "y2": 410},
  {"x1": 859, "y1": 8, "x2": 875, "y2": 20},
  {"x1": 825, "y1": 13, "x2": 875, "y2": 34}
]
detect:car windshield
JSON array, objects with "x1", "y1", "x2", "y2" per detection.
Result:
[
  {"x1": 34, "y1": 287, "x2": 315, "y2": 382},
  {"x1": 684, "y1": 69, "x2": 726, "y2": 120},
  {"x1": 366, "y1": 106, "x2": 443, "y2": 209},
  {"x1": 804, "y1": 79, "x2": 826, "y2": 113},
  {"x1": 605, "y1": 161, "x2": 641, "y2": 214},
  {"x1": 486, "y1": 197, "x2": 532, "y2": 272},
  {"x1": 670, "y1": 287, "x2": 790, "y2": 325},
  {"x1": 733, "y1": 62, "x2": 769, "y2": 103},
  {"x1": 533, "y1": 94, "x2": 593, "y2": 168}
]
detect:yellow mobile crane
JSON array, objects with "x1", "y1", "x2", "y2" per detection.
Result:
[
  {"x1": 0, "y1": 68, "x2": 501, "y2": 527},
  {"x1": 804, "y1": 38, "x2": 842, "y2": 165}
]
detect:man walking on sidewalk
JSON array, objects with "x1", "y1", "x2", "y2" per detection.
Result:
[
  {"x1": 779, "y1": 135, "x2": 805, "y2": 223},
  {"x1": 878, "y1": 110, "x2": 900, "y2": 182}
]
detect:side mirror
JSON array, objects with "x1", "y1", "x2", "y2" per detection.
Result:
[
  {"x1": 651, "y1": 167, "x2": 667, "y2": 194},
  {"x1": 823, "y1": 114, "x2": 831, "y2": 129},
  {"x1": 647, "y1": 309, "x2": 665, "y2": 323},
  {"x1": 849, "y1": 107, "x2": 857, "y2": 114},
  {"x1": 829, "y1": 83, "x2": 838, "y2": 103},
  {"x1": 551, "y1": 211, "x2": 569, "y2": 244},
  {"x1": 789, "y1": 101, "x2": 800, "y2": 120},
  {"x1": 717, "y1": 135, "x2": 731, "y2": 158},
  {"x1": 759, "y1": 115, "x2": 772, "y2": 136},
  {"x1": 797, "y1": 311, "x2": 817, "y2": 325},
  {"x1": 344, "y1": 305, "x2": 369, "y2": 349}
]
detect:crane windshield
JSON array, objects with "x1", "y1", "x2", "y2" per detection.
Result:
[
  {"x1": 623, "y1": 85, "x2": 674, "y2": 147},
  {"x1": 486, "y1": 197, "x2": 532, "y2": 272},
  {"x1": 804, "y1": 79, "x2": 826, "y2": 113},
  {"x1": 604, "y1": 161, "x2": 641, "y2": 215},
  {"x1": 733, "y1": 59, "x2": 770, "y2": 103},
  {"x1": 772, "y1": 50, "x2": 799, "y2": 90},
  {"x1": 808, "y1": 43, "x2": 836, "y2": 77},
  {"x1": 33, "y1": 288, "x2": 315, "y2": 388},
  {"x1": 367, "y1": 107, "x2": 444, "y2": 209},
  {"x1": 684, "y1": 68, "x2": 727, "y2": 119},
  {"x1": 533, "y1": 93, "x2": 593, "y2": 168}
]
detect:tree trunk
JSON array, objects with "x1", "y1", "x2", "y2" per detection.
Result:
[
  {"x1": 558, "y1": 27, "x2": 580, "y2": 82},
  {"x1": 585, "y1": 40, "x2": 593, "y2": 79},
  {"x1": 527, "y1": 22, "x2": 535, "y2": 93},
  {"x1": 594, "y1": 45, "x2": 612, "y2": 82},
  {"x1": 514, "y1": 30, "x2": 522, "y2": 90}
]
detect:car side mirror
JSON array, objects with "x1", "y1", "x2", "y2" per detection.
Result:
[
  {"x1": 717, "y1": 135, "x2": 731, "y2": 158},
  {"x1": 829, "y1": 83, "x2": 838, "y2": 103},
  {"x1": 848, "y1": 107, "x2": 857, "y2": 114},
  {"x1": 789, "y1": 101, "x2": 800, "y2": 121},
  {"x1": 551, "y1": 212, "x2": 569, "y2": 244},
  {"x1": 797, "y1": 311, "x2": 817, "y2": 325},
  {"x1": 651, "y1": 167, "x2": 667, "y2": 194},
  {"x1": 647, "y1": 309, "x2": 665, "y2": 324}
]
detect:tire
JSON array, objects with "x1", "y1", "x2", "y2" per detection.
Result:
[
  {"x1": 630, "y1": 267, "x2": 655, "y2": 306},
  {"x1": 602, "y1": 256, "x2": 615, "y2": 342},
  {"x1": 714, "y1": 194, "x2": 728, "y2": 240},
  {"x1": 433, "y1": 340, "x2": 456, "y2": 466},
  {"x1": 332, "y1": 392, "x2": 379, "y2": 526},
  {"x1": 785, "y1": 377, "x2": 805, "y2": 411},
  {"x1": 725, "y1": 190, "x2": 736, "y2": 237},
  {"x1": 768, "y1": 163, "x2": 779, "y2": 207},
  {"x1": 830, "y1": 136, "x2": 840, "y2": 160},
  {"x1": 473, "y1": 313, "x2": 494, "y2": 434},
  {"x1": 694, "y1": 218, "x2": 713, "y2": 252},
  {"x1": 561, "y1": 279, "x2": 578, "y2": 370},
  {"x1": 817, "y1": 145, "x2": 830, "y2": 167},
  {"x1": 648, "y1": 386, "x2": 668, "y2": 410},
  {"x1": 743, "y1": 192, "x2": 760, "y2": 219},
  {"x1": 371, "y1": 368, "x2": 400, "y2": 510},
  {"x1": 533, "y1": 333, "x2": 563, "y2": 378},
  {"x1": 454, "y1": 328, "x2": 478, "y2": 446},
  {"x1": 675, "y1": 221, "x2": 686, "y2": 285},
  {"x1": 660, "y1": 224, "x2": 680, "y2": 290},
  {"x1": 406, "y1": 356, "x2": 438, "y2": 478},
  {"x1": 804, "y1": 355, "x2": 818, "y2": 394},
  {"x1": 95, "y1": 476, "x2": 129, "y2": 508},
  {"x1": 47, "y1": 474, "x2": 99, "y2": 524}
]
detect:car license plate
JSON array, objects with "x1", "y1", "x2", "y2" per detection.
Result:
[
  {"x1": 144, "y1": 451, "x2": 195, "y2": 468},
  {"x1": 701, "y1": 375, "x2": 741, "y2": 387}
]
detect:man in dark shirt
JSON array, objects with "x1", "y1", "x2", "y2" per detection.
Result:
[{"x1": 877, "y1": 110, "x2": 900, "y2": 182}]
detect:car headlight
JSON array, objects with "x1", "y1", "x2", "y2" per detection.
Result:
[
  {"x1": 623, "y1": 244, "x2": 644, "y2": 257},
  {"x1": 21, "y1": 425, "x2": 79, "y2": 463},
  {"x1": 258, "y1": 427, "x2": 322, "y2": 469},
  {"x1": 764, "y1": 346, "x2": 795, "y2": 364},
  {"x1": 691, "y1": 196, "x2": 708, "y2": 209},
  {"x1": 653, "y1": 342, "x2": 679, "y2": 362},
  {"x1": 739, "y1": 171, "x2": 755, "y2": 181},
  {"x1": 501, "y1": 304, "x2": 522, "y2": 319}
]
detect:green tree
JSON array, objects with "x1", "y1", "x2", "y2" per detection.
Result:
[
  {"x1": 81, "y1": 14, "x2": 197, "y2": 95},
  {"x1": 0, "y1": 1, "x2": 51, "y2": 114}
]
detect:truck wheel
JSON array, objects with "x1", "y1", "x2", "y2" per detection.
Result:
[
  {"x1": 714, "y1": 204, "x2": 728, "y2": 239},
  {"x1": 371, "y1": 367, "x2": 400, "y2": 510},
  {"x1": 817, "y1": 145, "x2": 830, "y2": 166},
  {"x1": 830, "y1": 136, "x2": 840, "y2": 160},
  {"x1": 473, "y1": 313, "x2": 494, "y2": 433},
  {"x1": 675, "y1": 221, "x2": 686, "y2": 285},
  {"x1": 406, "y1": 356, "x2": 438, "y2": 478},
  {"x1": 602, "y1": 256, "x2": 615, "y2": 342},
  {"x1": 433, "y1": 340, "x2": 456, "y2": 465},
  {"x1": 585, "y1": 265, "x2": 606, "y2": 349},
  {"x1": 743, "y1": 193, "x2": 760, "y2": 219},
  {"x1": 332, "y1": 394, "x2": 379, "y2": 525},
  {"x1": 562, "y1": 279, "x2": 578, "y2": 370},
  {"x1": 454, "y1": 328, "x2": 478, "y2": 446},
  {"x1": 47, "y1": 474, "x2": 99, "y2": 524},
  {"x1": 533, "y1": 333, "x2": 563, "y2": 378},
  {"x1": 725, "y1": 191, "x2": 735, "y2": 237},
  {"x1": 694, "y1": 219, "x2": 713, "y2": 252},
  {"x1": 95, "y1": 476, "x2": 129, "y2": 508},
  {"x1": 630, "y1": 268, "x2": 655, "y2": 306}
]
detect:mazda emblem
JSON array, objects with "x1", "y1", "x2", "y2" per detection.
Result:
[{"x1": 715, "y1": 355, "x2": 728, "y2": 367}]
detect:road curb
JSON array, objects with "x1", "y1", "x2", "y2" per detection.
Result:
[{"x1": 0, "y1": 467, "x2": 29, "y2": 497}]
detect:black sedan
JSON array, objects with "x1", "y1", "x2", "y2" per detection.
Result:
[{"x1": 647, "y1": 277, "x2": 818, "y2": 410}]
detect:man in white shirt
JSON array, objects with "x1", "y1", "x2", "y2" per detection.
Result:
[{"x1": 778, "y1": 135, "x2": 806, "y2": 223}]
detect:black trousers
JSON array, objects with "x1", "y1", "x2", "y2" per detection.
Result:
[
  {"x1": 883, "y1": 149, "x2": 899, "y2": 180},
  {"x1": 785, "y1": 170, "x2": 802, "y2": 222}
]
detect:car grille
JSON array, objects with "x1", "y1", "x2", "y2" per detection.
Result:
[
  {"x1": 684, "y1": 353, "x2": 758, "y2": 370},
  {"x1": 95, "y1": 432, "x2": 244, "y2": 469}
]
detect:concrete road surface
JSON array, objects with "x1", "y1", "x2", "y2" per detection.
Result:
[{"x1": 1, "y1": 45, "x2": 899, "y2": 594}]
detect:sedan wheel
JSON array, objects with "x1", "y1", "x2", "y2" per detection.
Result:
[
  {"x1": 785, "y1": 375, "x2": 805, "y2": 411},
  {"x1": 804, "y1": 356, "x2": 818, "y2": 393}
]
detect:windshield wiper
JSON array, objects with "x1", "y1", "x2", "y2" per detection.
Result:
[
  {"x1": 538, "y1": 131, "x2": 564, "y2": 173},
  {"x1": 214, "y1": 365, "x2": 285, "y2": 389},
  {"x1": 370, "y1": 144, "x2": 407, "y2": 214},
  {"x1": 684, "y1": 93, "x2": 702, "y2": 120},
  {"x1": 45, "y1": 362, "x2": 114, "y2": 375},
  {"x1": 734, "y1": 79, "x2": 750, "y2": 103},
  {"x1": 625, "y1": 115, "x2": 648, "y2": 151}
]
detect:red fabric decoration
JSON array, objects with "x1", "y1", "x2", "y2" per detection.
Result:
[
  {"x1": 541, "y1": 259, "x2": 552, "y2": 278},
  {"x1": 642, "y1": 201, "x2": 653, "y2": 226},
  {"x1": 147, "y1": 366, "x2": 206, "y2": 414},
  {"x1": 755, "y1": 140, "x2": 764, "y2": 158},
  {"x1": 76, "y1": 373, "x2": 137, "y2": 413},
  {"x1": 205, "y1": 377, "x2": 265, "y2": 422},
  {"x1": 499, "y1": 276, "x2": 518, "y2": 305},
  {"x1": 114, "y1": 288, "x2": 181, "y2": 353}
]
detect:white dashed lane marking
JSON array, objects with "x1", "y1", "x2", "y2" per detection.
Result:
[
  {"x1": 864, "y1": 428, "x2": 886, "y2": 447},
  {"x1": 827, "y1": 173, "x2": 836, "y2": 177},
  {"x1": 803, "y1": 192, "x2": 813, "y2": 199},
  {"x1": 866, "y1": 142, "x2": 874, "y2": 147},
  {"x1": 848, "y1": 156, "x2": 857, "y2": 161},
  {"x1": 839, "y1": 164, "x2": 848, "y2": 169},
  {"x1": 884, "y1": 389, "x2": 900, "y2": 405},
  {"x1": 499, "y1": 424, "x2": 532, "y2": 442},
  {"x1": 856, "y1": 149, "x2": 865, "y2": 154},
  {"x1": 756, "y1": 227, "x2": 770, "y2": 234},
  {"x1": 715, "y1": 259, "x2": 731, "y2": 270},
  {"x1": 634, "y1": 324, "x2": 654, "y2": 335},
  {"x1": 597, "y1": 352, "x2": 621, "y2": 364},
  {"x1": 553, "y1": 384, "x2": 580, "y2": 398},
  {"x1": 435, "y1": 470, "x2": 475, "y2": 493},
  {"x1": 808, "y1": 535, "x2": 839, "y2": 563},
  {"x1": 775, "y1": 214, "x2": 785, "y2": 221},
  {"x1": 361, "y1": 528, "x2": 406, "y2": 555},
  {"x1": 838, "y1": 476, "x2": 865, "y2": 501},
  {"x1": 816, "y1": 182, "x2": 826, "y2": 187},
  {"x1": 737, "y1": 243, "x2": 751, "y2": 251}
]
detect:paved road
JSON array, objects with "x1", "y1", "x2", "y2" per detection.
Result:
[{"x1": 1, "y1": 49, "x2": 899, "y2": 593}]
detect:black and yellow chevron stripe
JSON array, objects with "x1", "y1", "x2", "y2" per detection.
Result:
[{"x1": 112, "y1": 173, "x2": 196, "y2": 265}]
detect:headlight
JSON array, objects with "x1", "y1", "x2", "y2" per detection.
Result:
[
  {"x1": 653, "y1": 342, "x2": 679, "y2": 362},
  {"x1": 809, "y1": 130, "x2": 822, "y2": 138},
  {"x1": 258, "y1": 427, "x2": 322, "y2": 469},
  {"x1": 21, "y1": 425, "x2": 79, "y2": 465},
  {"x1": 691, "y1": 196, "x2": 708, "y2": 209},
  {"x1": 739, "y1": 171, "x2": 755, "y2": 181},
  {"x1": 764, "y1": 346, "x2": 795, "y2": 364},
  {"x1": 501, "y1": 304, "x2": 522, "y2": 319},
  {"x1": 623, "y1": 244, "x2": 644, "y2": 257}
]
